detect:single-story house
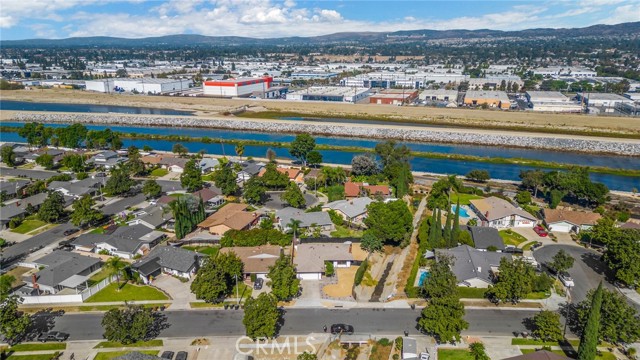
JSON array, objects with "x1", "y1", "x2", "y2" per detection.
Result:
[
  {"x1": 127, "y1": 205, "x2": 174, "y2": 230},
  {"x1": 503, "y1": 350, "x2": 572, "y2": 360},
  {"x1": 89, "y1": 150, "x2": 127, "y2": 169},
  {"x1": 344, "y1": 181, "x2": 391, "y2": 199},
  {"x1": 159, "y1": 157, "x2": 189, "y2": 173},
  {"x1": 132, "y1": 246, "x2": 206, "y2": 283},
  {"x1": 462, "y1": 225, "x2": 506, "y2": 251},
  {"x1": 71, "y1": 224, "x2": 166, "y2": 259},
  {"x1": 276, "y1": 207, "x2": 334, "y2": 232},
  {"x1": 258, "y1": 166, "x2": 304, "y2": 183},
  {"x1": 192, "y1": 187, "x2": 225, "y2": 207},
  {"x1": 235, "y1": 160, "x2": 265, "y2": 183},
  {"x1": 48, "y1": 177, "x2": 105, "y2": 198},
  {"x1": 294, "y1": 242, "x2": 359, "y2": 280},
  {"x1": 469, "y1": 197, "x2": 537, "y2": 228},
  {"x1": 620, "y1": 221, "x2": 640, "y2": 230},
  {"x1": 26, "y1": 251, "x2": 102, "y2": 294},
  {"x1": 0, "y1": 179, "x2": 30, "y2": 199},
  {"x1": 0, "y1": 192, "x2": 73, "y2": 229},
  {"x1": 0, "y1": 204, "x2": 26, "y2": 230},
  {"x1": 220, "y1": 245, "x2": 283, "y2": 279},
  {"x1": 322, "y1": 197, "x2": 374, "y2": 224},
  {"x1": 197, "y1": 203, "x2": 260, "y2": 235},
  {"x1": 543, "y1": 208, "x2": 602, "y2": 233},
  {"x1": 436, "y1": 244, "x2": 512, "y2": 288},
  {"x1": 24, "y1": 148, "x2": 66, "y2": 165},
  {"x1": 199, "y1": 158, "x2": 218, "y2": 173}
]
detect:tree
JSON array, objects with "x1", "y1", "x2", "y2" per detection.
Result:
[
  {"x1": 465, "y1": 170, "x2": 490, "y2": 183},
  {"x1": 38, "y1": 191, "x2": 66, "y2": 223},
  {"x1": 125, "y1": 148, "x2": 145, "y2": 176},
  {"x1": 268, "y1": 255, "x2": 300, "y2": 301},
  {"x1": 487, "y1": 258, "x2": 535, "y2": 303},
  {"x1": 422, "y1": 256, "x2": 458, "y2": 299},
  {"x1": 104, "y1": 167, "x2": 135, "y2": 196},
  {"x1": 36, "y1": 153, "x2": 54, "y2": 169},
  {"x1": 102, "y1": 304, "x2": 155, "y2": 344},
  {"x1": 351, "y1": 154, "x2": 379, "y2": 176},
  {"x1": 602, "y1": 229, "x2": 640, "y2": 287},
  {"x1": 142, "y1": 180, "x2": 162, "y2": 199},
  {"x1": 469, "y1": 342, "x2": 490, "y2": 360},
  {"x1": 1, "y1": 146, "x2": 16, "y2": 166},
  {"x1": 320, "y1": 166, "x2": 346, "y2": 187},
  {"x1": 243, "y1": 177, "x2": 266, "y2": 205},
  {"x1": 297, "y1": 352, "x2": 318, "y2": 360},
  {"x1": 180, "y1": 158, "x2": 203, "y2": 192},
  {"x1": 361, "y1": 231, "x2": 383, "y2": 253},
  {"x1": 575, "y1": 287, "x2": 640, "y2": 344},
  {"x1": 289, "y1": 133, "x2": 316, "y2": 166},
  {"x1": 549, "y1": 249, "x2": 575, "y2": 276},
  {"x1": 280, "y1": 182, "x2": 305, "y2": 208},
  {"x1": 212, "y1": 161, "x2": 239, "y2": 196},
  {"x1": 191, "y1": 252, "x2": 243, "y2": 303},
  {"x1": 169, "y1": 196, "x2": 205, "y2": 240},
  {"x1": 287, "y1": 218, "x2": 302, "y2": 239},
  {"x1": 0, "y1": 275, "x2": 15, "y2": 301},
  {"x1": 61, "y1": 154, "x2": 85, "y2": 173},
  {"x1": 578, "y1": 282, "x2": 603, "y2": 360},
  {"x1": 0, "y1": 296, "x2": 32, "y2": 345},
  {"x1": 266, "y1": 148, "x2": 277, "y2": 162},
  {"x1": 71, "y1": 194, "x2": 103, "y2": 227},
  {"x1": 262, "y1": 163, "x2": 289, "y2": 189},
  {"x1": 515, "y1": 190, "x2": 532, "y2": 205},
  {"x1": 375, "y1": 141, "x2": 413, "y2": 197},
  {"x1": 115, "y1": 68, "x2": 129, "y2": 78},
  {"x1": 235, "y1": 143, "x2": 245, "y2": 161},
  {"x1": 364, "y1": 200, "x2": 413, "y2": 246},
  {"x1": 549, "y1": 189, "x2": 564, "y2": 209},
  {"x1": 520, "y1": 170, "x2": 545, "y2": 198},
  {"x1": 55, "y1": 123, "x2": 87, "y2": 148},
  {"x1": 243, "y1": 293, "x2": 281, "y2": 339},
  {"x1": 18, "y1": 122, "x2": 52, "y2": 147},
  {"x1": 306, "y1": 150, "x2": 323, "y2": 167},
  {"x1": 418, "y1": 296, "x2": 468, "y2": 343},
  {"x1": 105, "y1": 256, "x2": 126, "y2": 286},
  {"x1": 451, "y1": 199, "x2": 460, "y2": 247},
  {"x1": 172, "y1": 143, "x2": 188, "y2": 157},
  {"x1": 531, "y1": 310, "x2": 563, "y2": 342}
]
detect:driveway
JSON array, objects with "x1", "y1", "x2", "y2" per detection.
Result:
[
  {"x1": 294, "y1": 279, "x2": 323, "y2": 307},
  {"x1": 152, "y1": 274, "x2": 195, "y2": 310}
]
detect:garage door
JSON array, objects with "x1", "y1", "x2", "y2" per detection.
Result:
[{"x1": 550, "y1": 224, "x2": 571, "y2": 232}]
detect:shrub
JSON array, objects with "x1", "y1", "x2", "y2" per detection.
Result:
[
  {"x1": 377, "y1": 338, "x2": 391, "y2": 346},
  {"x1": 327, "y1": 209, "x2": 344, "y2": 226},
  {"x1": 220, "y1": 228, "x2": 292, "y2": 247},
  {"x1": 394, "y1": 337, "x2": 403, "y2": 351},
  {"x1": 250, "y1": 273, "x2": 257, "y2": 283},
  {"x1": 8, "y1": 217, "x2": 22, "y2": 229},
  {"x1": 325, "y1": 261, "x2": 335, "y2": 277},
  {"x1": 354, "y1": 259, "x2": 368, "y2": 286}
]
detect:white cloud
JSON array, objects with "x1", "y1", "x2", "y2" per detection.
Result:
[{"x1": 601, "y1": 3, "x2": 640, "y2": 24}]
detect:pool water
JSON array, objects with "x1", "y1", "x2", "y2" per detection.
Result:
[
  {"x1": 418, "y1": 270, "x2": 431, "y2": 287},
  {"x1": 452, "y1": 205, "x2": 471, "y2": 218}
]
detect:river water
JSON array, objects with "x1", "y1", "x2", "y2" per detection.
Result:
[
  {"x1": 0, "y1": 121, "x2": 638, "y2": 191},
  {"x1": 0, "y1": 100, "x2": 194, "y2": 116}
]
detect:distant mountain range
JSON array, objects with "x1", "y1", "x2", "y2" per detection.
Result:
[{"x1": 3, "y1": 22, "x2": 639, "y2": 47}]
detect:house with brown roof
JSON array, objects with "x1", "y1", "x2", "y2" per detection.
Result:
[
  {"x1": 219, "y1": 245, "x2": 282, "y2": 279},
  {"x1": 543, "y1": 208, "x2": 602, "y2": 233},
  {"x1": 503, "y1": 350, "x2": 571, "y2": 360},
  {"x1": 294, "y1": 242, "x2": 364, "y2": 280},
  {"x1": 344, "y1": 181, "x2": 391, "y2": 199},
  {"x1": 141, "y1": 155, "x2": 189, "y2": 173},
  {"x1": 469, "y1": 197, "x2": 537, "y2": 229},
  {"x1": 197, "y1": 203, "x2": 260, "y2": 235},
  {"x1": 258, "y1": 166, "x2": 304, "y2": 183}
]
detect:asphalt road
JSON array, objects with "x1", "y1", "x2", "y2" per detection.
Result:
[
  {"x1": 0, "y1": 167, "x2": 61, "y2": 180},
  {"x1": 100, "y1": 193, "x2": 146, "y2": 216},
  {"x1": 0, "y1": 222, "x2": 76, "y2": 264},
  {"x1": 155, "y1": 180, "x2": 185, "y2": 193},
  {"x1": 50, "y1": 308, "x2": 538, "y2": 341}
]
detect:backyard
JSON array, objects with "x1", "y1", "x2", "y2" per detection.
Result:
[
  {"x1": 330, "y1": 225, "x2": 363, "y2": 238},
  {"x1": 451, "y1": 193, "x2": 483, "y2": 205},
  {"x1": 85, "y1": 283, "x2": 169, "y2": 303},
  {"x1": 183, "y1": 245, "x2": 219, "y2": 256},
  {"x1": 499, "y1": 229, "x2": 528, "y2": 246}
]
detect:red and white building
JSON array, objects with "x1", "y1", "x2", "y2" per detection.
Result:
[{"x1": 203, "y1": 76, "x2": 273, "y2": 97}]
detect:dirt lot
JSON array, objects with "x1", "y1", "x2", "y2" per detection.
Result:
[
  {"x1": 3, "y1": 88, "x2": 640, "y2": 136},
  {"x1": 323, "y1": 267, "x2": 358, "y2": 298}
]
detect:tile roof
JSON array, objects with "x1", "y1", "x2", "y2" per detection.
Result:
[
  {"x1": 220, "y1": 246, "x2": 282, "y2": 274},
  {"x1": 258, "y1": 167, "x2": 301, "y2": 180},
  {"x1": 344, "y1": 182, "x2": 391, "y2": 198},
  {"x1": 543, "y1": 208, "x2": 602, "y2": 226},
  {"x1": 294, "y1": 243, "x2": 354, "y2": 273},
  {"x1": 198, "y1": 203, "x2": 257, "y2": 230}
]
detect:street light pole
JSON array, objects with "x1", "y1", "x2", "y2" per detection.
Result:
[{"x1": 234, "y1": 274, "x2": 239, "y2": 305}]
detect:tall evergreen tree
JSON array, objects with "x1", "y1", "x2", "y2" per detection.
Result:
[
  {"x1": 451, "y1": 199, "x2": 461, "y2": 248},
  {"x1": 443, "y1": 210, "x2": 452, "y2": 247},
  {"x1": 578, "y1": 282, "x2": 603, "y2": 360},
  {"x1": 428, "y1": 209, "x2": 438, "y2": 249},
  {"x1": 435, "y1": 208, "x2": 443, "y2": 247}
]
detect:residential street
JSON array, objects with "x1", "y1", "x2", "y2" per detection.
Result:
[
  {"x1": 50, "y1": 308, "x2": 540, "y2": 341},
  {"x1": 0, "y1": 222, "x2": 75, "y2": 264}
]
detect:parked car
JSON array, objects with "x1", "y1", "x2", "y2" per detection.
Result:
[
  {"x1": 420, "y1": 352, "x2": 431, "y2": 360},
  {"x1": 63, "y1": 228, "x2": 79, "y2": 236},
  {"x1": 330, "y1": 323, "x2": 354, "y2": 335},
  {"x1": 533, "y1": 226, "x2": 548, "y2": 237},
  {"x1": 253, "y1": 278, "x2": 264, "y2": 290},
  {"x1": 559, "y1": 272, "x2": 575, "y2": 287},
  {"x1": 530, "y1": 242, "x2": 543, "y2": 251},
  {"x1": 161, "y1": 351, "x2": 175, "y2": 360},
  {"x1": 37, "y1": 331, "x2": 69, "y2": 342},
  {"x1": 175, "y1": 351, "x2": 188, "y2": 360}
]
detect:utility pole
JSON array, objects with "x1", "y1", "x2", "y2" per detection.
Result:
[{"x1": 234, "y1": 274, "x2": 240, "y2": 305}]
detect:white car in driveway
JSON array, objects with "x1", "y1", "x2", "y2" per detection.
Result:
[{"x1": 559, "y1": 272, "x2": 575, "y2": 287}]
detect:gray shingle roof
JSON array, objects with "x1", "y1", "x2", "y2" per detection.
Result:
[
  {"x1": 436, "y1": 245, "x2": 511, "y2": 285},
  {"x1": 0, "y1": 204, "x2": 26, "y2": 221},
  {"x1": 72, "y1": 225, "x2": 163, "y2": 254},
  {"x1": 323, "y1": 197, "x2": 373, "y2": 219},
  {"x1": 32, "y1": 251, "x2": 101, "y2": 288},
  {"x1": 294, "y1": 243, "x2": 354, "y2": 273},
  {"x1": 277, "y1": 207, "x2": 332, "y2": 228},
  {"x1": 468, "y1": 226, "x2": 505, "y2": 250},
  {"x1": 133, "y1": 246, "x2": 204, "y2": 274},
  {"x1": 0, "y1": 179, "x2": 30, "y2": 195}
]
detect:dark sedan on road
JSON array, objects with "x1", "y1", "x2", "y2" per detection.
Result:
[
  {"x1": 37, "y1": 331, "x2": 69, "y2": 342},
  {"x1": 330, "y1": 324, "x2": 354, "y2": 335}
]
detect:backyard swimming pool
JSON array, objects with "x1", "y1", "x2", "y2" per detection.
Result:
[
  {"x1": 418, "y1": 269, "x2": 431, "y2": 287},
  {"x1": 451, "y1": 205, "x2": 471, "y2": 218}
]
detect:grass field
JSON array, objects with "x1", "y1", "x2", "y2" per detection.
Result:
[
  {"x1": 20, "y1": 303, "x2": 170, "y2": 314},
  {"x1": 451, "y1": 193, "x2": 483, "y2": 205},
  {"x1": 183, "y1": 245, "x2": 219, "y2": 256},
  {"x1": 94, "y1": 340, "x2": 163, "y2": 348},
  {"x1": 150, "y1": 168, "x2": 169, "y2": 177},
  {"x1": 499, "y1": 230, "x2": 528, "y2": 246},
  {"x1": 438, "y1": 349, "x2": 474, "y2": 360},
  {"x1": 6, "y1": 354, "x2": 59, "y2": 360},
  {"x1": 93, "y1": 350, "x2": 159, "y2": 360},
  {"x1": 330, "y1": 225, "x2": 363, "y2": 238},
  {"x1": 85, "y1": 283, "x2": 169, "y2": 303},
  {"x1": 11, "y1": 219, "x2": 47, "y2": 234},
  {"x1": 9, "y1": 343, "x2": 66, "y2": 351}
]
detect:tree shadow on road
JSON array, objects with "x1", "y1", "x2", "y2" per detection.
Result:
[
  {"x1": 26, "y1": 308, "x2": 65, "y2": 340},
  {"x1": 580, "y1": 252, "x2": 616, "y2": 282},
  {"x1": 147, "y1": 311, "x2": 171, "y2": 340}
]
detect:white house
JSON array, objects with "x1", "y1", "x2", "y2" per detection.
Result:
[
  {"x1": 294, "y1": 242, "x2": 360, "y2": 280},
  {"x1": 543, "y1": 208, "x2": 602, "y2": 233},
  {"x1": 437, "y1": 245, "x2": 512, "y2": 288},
  {"x1": 469, "y1": 197, "x2": 537, "y2": 229},
  {"x1": 133, "y1": 246, "x2": 206, "y2": 283}
]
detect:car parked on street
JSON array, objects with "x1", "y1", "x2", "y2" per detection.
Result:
[
  {"x1": 161, "y1": 351, "x2": 175, "y2": 360},
  {"x1": 63, "y1": 228, "x2": 79, "y2": 236},
  {"x1": 530, "y1": 241, "x2": 543, "y2": 251},
  {"x1": 175, "y1": 351, "x2": 188, "y2": 360},
  {"x1": 37, "y1": 331, "x2": 69, "y2": 342},
  {"x1": 533, "y1": 226, "x2": 548, "y2": 237},
  {"x1": 559, "y1": 272, "x2": 575, "y2": 287},
  {"x1": 330, "y1": 323, "x2": 354, "y2": 335}
]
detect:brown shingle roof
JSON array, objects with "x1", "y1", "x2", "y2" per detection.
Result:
[
  {"x1": 294, "y1": 243, "x2": 354, "y2": 273},
  {"x1": 470, "y1": 197, "x2": 536, "y2": 222},
  {"x1": 197, "y1": 203, "x2": 256, "y2": 230},
  {"x1": 344, "y1": 181, "x2": 390, "y2": 198},
  {"x1": 220, "y1": 245, "x2": 282, "y2": 274},
  {"x1": 258, "y1": 167, "x2": 301, "y2": 180},
  {"x1": 503, "y1": 350, "x2": 571, "y2": 360},
  {"x1": 543, "y1": 208, "x2": 602, "y2": 226}
]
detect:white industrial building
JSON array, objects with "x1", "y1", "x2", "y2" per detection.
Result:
[
  {"x1": 85, "y1": 78, "x2": 192, "y2": 94},
  {"x1": 419, "y1": 89, "x2": 459, "y2": 102},
  {"x1": 340, "y1": 72, "x2": 469, "y2": 89},
  {"x1": 533, "y1": 67, "x2": 597, "y2": 78},
  {"x1": 525, "y1": 91, "x2": 582, "y2": 113},
  {"x1": 286, "y1": 86, "x2": 370, "y2": 103},
  {"x1": 577, "y1": 92, "x2": 635, "y2": 112},
  {"x1": 203, "y1": 76, "x2": 272, "y2": 97}
]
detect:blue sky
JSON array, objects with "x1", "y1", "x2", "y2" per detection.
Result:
[{"x1": 1, "y1": 0, "x2": 639, "y2": 40}]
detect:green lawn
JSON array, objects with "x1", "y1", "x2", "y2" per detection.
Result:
[
  {"x1": 9, "y1": 343, "x2": 66, "y2": 351},
  {"x1": 438, "y1": 349, "x2": 474, "y2": 360},
  {"x1": 6, "y1": 354, "x2": 59, "y2": 360},
  {"x1": 85, "y1": 283, "x2": 169, "y2": 303},
  {"x1": 183, "y1": 245, "x2": 219, "y2": 256},
  {"x1": 93, "y1": 350, "x2": 159, "y2": 360},
  {"x1": 88, "y1": 267, "x2": 112, "y2": 286},
  {"x1": 91, "y1": 227, "x2": 106, "y2": 234},
  {"x1": 526, "y1": 291, "x2": 550, "y2": 299},
  {"x1": 511, "y1": 338, "x2": 580, "y2": 346},
  {"x1": 150, "y1": 168, "x2": 169, "y2": 177},
  {"x1": 94, "y1": 340, "x2": 163, "y2": 348},
  {"x1": 232, "y1": 282, "x2": 251, "y2": 301},
  {"x1": 457, "y1": 287, "x2": 487, "y2": 299},
  {"x1": 522, "y1": 241, "x2": 537, "y2": 251},
  {"x1": 451, "y1": 193, "x2": 483, "y2": 205},
  {"x1": 190, "y1": 302, "x2": 224, "y2": 308},
  {"x1": 330, "y1": 225, "x2": 363, "y2": 238},
  {"x1": 499, "y1": 230, "x2": 528, "y2": 246},
  {"x1": 11, "y1": 219, "x2": 47, "y2": 234}
]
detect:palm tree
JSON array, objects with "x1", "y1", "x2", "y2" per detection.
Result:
[
  {"x1": 105, "y1": 256, "x2": 126, "y2": 289},
  {"x1": 235, "y1": 143, "x2": 245, "y2": 161},
  {"x1": 287, "y1": 219, "x2": 302, "y2": 240}
]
